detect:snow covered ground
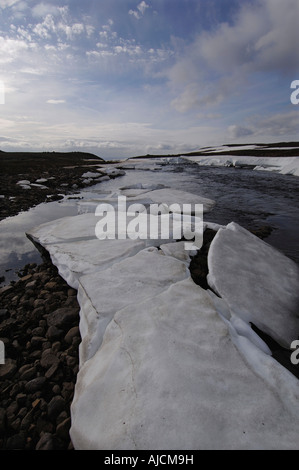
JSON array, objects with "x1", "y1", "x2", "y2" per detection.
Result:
[
  {"x1": 182, "y1": 155, "x2": 299, "y2": 177},
  {"x1": 26, "y1": 165, "x2": 299, "y2": 450}
]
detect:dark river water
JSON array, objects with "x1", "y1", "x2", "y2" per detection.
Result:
[{"x1": 1, "y1": 159, "x2": 298, "y2": 287}]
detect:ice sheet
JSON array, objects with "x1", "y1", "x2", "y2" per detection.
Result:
[
  {"x1": 70, "y1": 275, "x2": 299, "y2": 450},
  {"x1": 207, "y1": 222, "x2": 299, "y2": 348}
]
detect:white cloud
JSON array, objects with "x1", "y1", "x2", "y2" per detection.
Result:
[
  {"x1": 46, "y1": 99, "x2": 66, "y2": 104},
  {"x1": 58, "y1": 22, "x2": 85, "y2": 40},
  {"x1": 31, "y1": 7, "x2": 92, "y2": 42},
  {"x1": 0, "y1": 0, "x2": 20, "y2": 9},
  {"x1": 33, "y1": 14, "x2": 56, "y2": 39},
  {"x1": 0, "y1": 36, "x2": 28, "y2": 63},
  {"x1": 229, "y1": 110, "x2": 299, "y2": 140},
  {"x1": 85, "y1": 24, "x2": 95, "y2": 37},
  {"x1": 32, "y1": 2, "x2": 60, "y2": 18},
  {"x1": 129, "y1": 1, "x2": 149, "y2": 20},
  {"x1": 167, "y1": 0, "x2": 299, "y2": 113}
]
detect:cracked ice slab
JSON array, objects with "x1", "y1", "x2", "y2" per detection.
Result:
[
  {"x1": 26, "y1": 210, "x2": 196, "y2": 289},
  {"x1": 77, "y1": 245, "x2": 191, "y2": 364},
  {"x1": 77, "y1": 187, "x2": 215, "y2": 215},
  {"x1": 27, "y1": 213, "x2": 148, "y2": 289},
  {"x1": 207, "y1": 222, "x2": 299, "y2": 348},
  {"x1": 70, "y1": 274, "x2": 299, "y2": 450}
]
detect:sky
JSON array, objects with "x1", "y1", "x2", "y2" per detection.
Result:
[{"x1": 0, "y1": 0, "x2": 298, "y2": 160}]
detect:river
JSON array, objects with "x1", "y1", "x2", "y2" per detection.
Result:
[{"x1": 1, "y1": 158, "x2": 298, "y2": 287}]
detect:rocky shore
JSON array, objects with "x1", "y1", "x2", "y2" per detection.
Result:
[
  {"x1": 0, "y1": 151, "x2": 110, "y2": 221},
  {"x1": 0, "y1": 258, "x2": 80, "y2": 450}
]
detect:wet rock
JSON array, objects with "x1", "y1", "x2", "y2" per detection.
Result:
[
  {"x1": 0, "y1": 408, "x2": 6, "y2": 436},
  {"x1": 0, "y1": 309, "x2": 8, "y2": 320},
  {"x1": 64, "y1": 326, "x2": 80, "y2": 345},
  {"x1": 40, "y1": 349, "x2": 60, "y2": 369},
  {"x1": 6, "y1": 433, "x2": 26, "y2": 450},
  {"x1": 36, "y1": 432, "x2": 54, "y2": 450},
  {"x1": 46, "y1": 307, "x2": 79, "y2": 329},
  {"x1": 20, "y1": 408, "x2": 35, "y2": 431},
  {"x1": 0, "y1": 359, "x2": 17, "y2": 379},
  {"x1": 0, "y1": 258, "x2": 81, "y2": 450},
  {"x1": 19, "y1": 364, "x2": 37, "y2": 381},
  {"x1": 44, "y1": 281, "x2": 58, "y2": 290},
  {"x1": 45, "y1": 363, "x2": 59, "y2": 380},
  {"x1": 30, "y1": 336, "x2": 46, "y2": 349},
  {"x1": 25, "y1": 377, "x2": 47, "y2": 393},
  {"x1": 47, "y1": 396, "x2": 66, "y2": 421},
  {"x1": 56, "y1": 417, "x2": 71, "y2": 441}
]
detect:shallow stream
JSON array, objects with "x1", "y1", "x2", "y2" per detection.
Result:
[{"x1": 1, "y1": 158, "x2": 298, "y2": 287}]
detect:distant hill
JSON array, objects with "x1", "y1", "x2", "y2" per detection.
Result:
[
  {"x1": 132, "y1": 142, "x2": 299, "y2": 160},
  {"x1": 0, "y1": 151, "x2": 104, "y2": 175}
]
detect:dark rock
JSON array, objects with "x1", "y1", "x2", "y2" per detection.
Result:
[
  {"x1": 6, "y1": 432, "x2": 26, "y2": 450},
  {"x1": 28, "y1": 350, "x2": 42, "y2": 360},
  {"x1": 20, "y1": 408, "x2": 35, "y2": 431},
  {"x1": 0, "y1": 309, "x2": 8, "y2": 319},
  {"x1": 32, "y1": 326, "x2": 45, "y2": 336},
  {"x1": 0, "y1": 318, "x2": 17, "y2": 337},
  {"x1": 33, "y1": 298, "x2": 45, "y2": 309},
  {"x1": 52, "y1": 384, "x2": 61, "y2": 395},
  {"x1": 40, "y1": 349, "x2": 59, "y2": 369},
  {"x1": 46, "y1": 307, "x2": 79, "y2": 329},
  {"x1": 56, "y1": 417, "x2": 71, "y2": 441},
  {"x1": 16, "y1": 393, "x2": 27, "y2": 407},
  {"x1": 64, "y1": 326, "x2": 80, "y2": 345},
  {"x1": 0, "y1": 407, "x2": 6, "y2": 436},
  {"x1": 32, "y1": 306, "x2": 45, "y2": 318},
  {"x1": 61, "y1": 382, "x2": 74, "y2": 401},
  {"x1": 44, "y1": 281, "x2": 58, "y2": 290},
  {"x1": 25, "y1": 376, "x2": 46, "y2": 393},
  {"x1": 36, "y1": 417, "x2": 55, "y2": 435},
  {"x1": 0, "y1": 359, "x2": 17, "y2": 379},
  {"x1": 67, "y1": 288, "x2": 77, "y2": 297},
  {"x1": 45, "y1": 362, "x2": 59, "y2": 380},
  {"x1": 47, "y1": 396, "x2": 65, "y2": 421},
  {"x1": 20, "y1": 274, "x2": 32, "y2": 282},
  {"x1": 26, "y1": 280, "x2": 37, "y2": 289},
  {"x1": 30, "y1": 336, "x2": 46, "y2": 348},
  {"x1": 35, "y1": 432, "x2": 54, "y2": 450},
  {"x1": 52, "y1": 341, "x2": 61, "y2": 354},
  {"x1": 19, "y1": 364, "x2": 37, "y2": 381},
  {"x1": 66, "y1": 356, "x2": 77, "y2": 368}
]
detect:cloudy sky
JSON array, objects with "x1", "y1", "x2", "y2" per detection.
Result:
[{"x1": 0, "y1": 0, "x2": 298, "y2": 159}]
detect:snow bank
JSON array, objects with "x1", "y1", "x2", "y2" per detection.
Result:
[{"x1": 182, "y1": 155, "x2": 299, "y2": 177}]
